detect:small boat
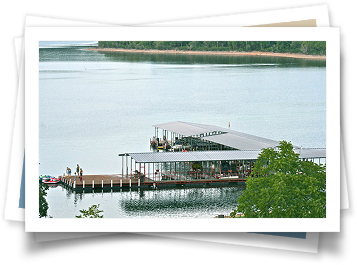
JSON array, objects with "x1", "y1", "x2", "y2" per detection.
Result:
[
  {"x1": 39, "y1": 175, "x2": 51, "y2": 183},
  {"x1": 42, "y1": 177, "x2": 61, "y2": 184}
]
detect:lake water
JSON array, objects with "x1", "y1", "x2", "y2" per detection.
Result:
[{"x1": 39, "y1": 43, "x2": 326, "y2": 218}]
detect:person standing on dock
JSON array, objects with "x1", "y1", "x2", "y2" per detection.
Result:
[
  {"x1": 79, "y1": 168, "x2": 83, "y2": 181},
  {"x1": 76, "y1": 164, "x2": 80, "y2": 176}
]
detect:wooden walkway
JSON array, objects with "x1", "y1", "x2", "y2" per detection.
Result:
[
  {"x1": 59, "y1": 174, "x2": 246, "y2": 191},
  {"x1": 61, "y1": 174, "x2": 147, "y2": 188}
]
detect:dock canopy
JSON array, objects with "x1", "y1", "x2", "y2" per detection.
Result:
[
  {"x1": 126, "y1": 148, "x2": 326, "y2": 163},
  {"x1": 153, "y1": 121, "x2": 289, "y2": 150}
]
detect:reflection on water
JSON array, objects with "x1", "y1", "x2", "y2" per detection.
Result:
[
  {"x1": 46, "y1": 184, "x2": 245, "y2": 218},
  {"x1": 98, "y1": 50, "x2": 326, "y2": 67}
]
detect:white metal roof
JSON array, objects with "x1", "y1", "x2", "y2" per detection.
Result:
[
  {"x1": 153, "y1": 121, "x2": 213, "y2": 136},
  {"x1": 202, "y1": 133, "x2": 278, "y2": 150},
  {"x1": 153, "y1": 121, "x2": 283, "y2": 150}
]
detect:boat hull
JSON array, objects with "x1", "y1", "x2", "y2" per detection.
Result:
[{"x1": 42, "y1": 179, "x2": 60, "y2": 184}]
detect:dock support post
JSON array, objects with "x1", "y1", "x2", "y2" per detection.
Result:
[
  {"x1": 131, "y1": 157, "x2": 133, "y2": 178},
  {"x1": 120, "y1": 179, "x2": 122, "y2": 187},
  {"x1": 74, "y1": 180, "x2": 76, "y2": 189},
  {"x1": 126, "y1": 155, "x2": 128, "y2": 178},
  {"x1": 92, "y1": 180, "x2": 94, "y2": 189},
  {"x1": 138, "y1": 179, "x2": 140, "y2": 187},
  {"x1": 83, "y1": 180, "x2": 85, "y2": 189},
  {"x1": 111, "y1": 180, "x2": 113, "y2": 188},
  {"x1": 102, "y1": 180, "x2": 103, "y2": 188},
  {"x1": 129, "y1": 179, "x2": 131, "y2": 187},
  {"x1": 122, "y1": 156, "x2": 124, "y2": 178},
  {"x1": 220, "y1": 161, "x2": 222, "y2": 176},
  {"x1": 179, "y1": 162, "x2": 181, "y2": 182}
]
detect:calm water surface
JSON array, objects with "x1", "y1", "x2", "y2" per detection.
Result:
[
  {"x1": 39, "y1": 43, "x2": 326, "y2": 218},
  {"x1": 46, "y1": 185, "x2": 245, "y2": 218}
]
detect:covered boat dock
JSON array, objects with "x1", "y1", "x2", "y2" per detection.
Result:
[
  {"x1": 62, "y1": 121, "x2": 326, "y2": 191},
  {"x1": 119, "y1": 148, "x2": 326, "y2": 183},
  {"x1": 118, "y1": 121, "x2": 326, "y2": 187}
]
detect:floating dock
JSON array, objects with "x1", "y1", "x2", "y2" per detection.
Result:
[
  {"x1": 58, "y1": 174, "x2": 245, "y2": 192},
  {"x1": 52, "y1": 121, "x2": 326, "y2": 192}
]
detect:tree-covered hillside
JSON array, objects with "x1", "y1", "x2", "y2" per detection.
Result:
[{"x1": 98, "y1": 41, "x2": 326, "y2": 55}]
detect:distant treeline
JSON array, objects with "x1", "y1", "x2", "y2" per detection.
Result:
[{"x1": 98, "y1": 41, "x2": 326, "y2": 55}]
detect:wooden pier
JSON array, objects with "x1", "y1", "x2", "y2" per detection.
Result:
[
  {"x1": 60, "y1": 174, "x2": 142, "y2": 189},
  {"x1": 58, "y1": 174, "x2": 246, "y2": 192}
]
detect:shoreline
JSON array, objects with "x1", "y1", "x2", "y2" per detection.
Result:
[{"x1": 87, "y1": 47, "x2": 326, "y2": 60}]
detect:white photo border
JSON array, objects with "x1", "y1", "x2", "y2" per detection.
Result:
[{"x1": 25, "y1": 27, "x2": 340, "y2": 232}]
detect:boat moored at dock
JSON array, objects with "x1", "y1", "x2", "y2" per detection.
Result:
[{"x1": 42, "y1": 177, "x2": 61, "y2": 184}]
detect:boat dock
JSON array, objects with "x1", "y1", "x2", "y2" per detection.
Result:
[
  {"x1": 50, "y1": 121, "x2": 326, "y2": 192},
  {"x1": 58, "y1": 174, "x2": 245, "y2": 192}
]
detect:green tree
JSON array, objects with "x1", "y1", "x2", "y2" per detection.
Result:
[
  {"x1": 76, "y1": 204, "x2": 104, "y2": 218},
  {"x1": 39, "y1": 184, "x2": 49, "y2": 218},
  {"x1": 231, "y1": 141, "x2": 326, "y2": 218}
]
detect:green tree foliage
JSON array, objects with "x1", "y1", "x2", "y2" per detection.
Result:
[
  {"x1": 230, "y1": 141, "x2": 326, "y2": 218},
  {"x1": 76, "y1": 204, "x2": 104, "y2": 218},
  {"x1": 39, "y1": 184, "x2": 49, "y2": 218},
  {"x1": 97, "y1": 41, "x2": 326, "y2": 55}
]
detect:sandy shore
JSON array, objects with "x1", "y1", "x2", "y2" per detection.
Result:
[{"x1": 87, "y1": 47, "x2": 326, "y2": 60}]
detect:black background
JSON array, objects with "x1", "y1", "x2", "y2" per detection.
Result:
[{"x1": 0, "y1": 0, "x2": 350, "y2": 258}]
